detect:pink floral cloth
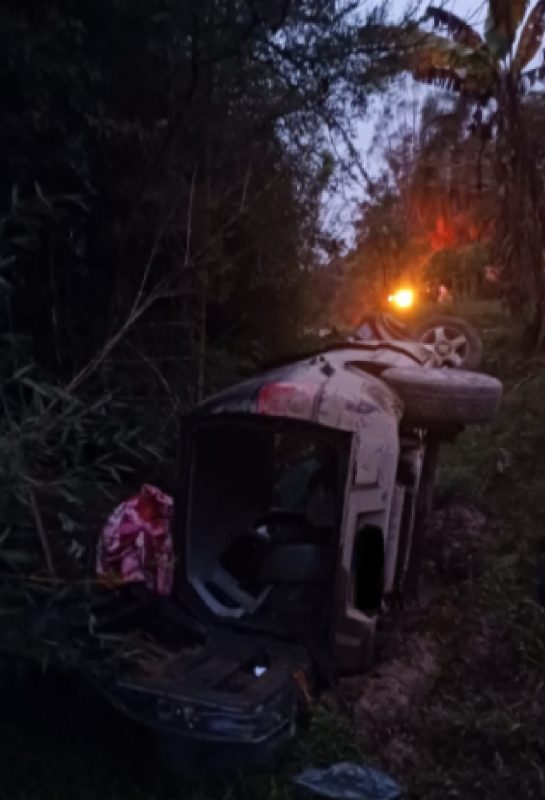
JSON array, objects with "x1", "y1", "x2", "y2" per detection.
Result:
[{"x1": 96, "y1": 484, "x2": 174, "y2": 596}]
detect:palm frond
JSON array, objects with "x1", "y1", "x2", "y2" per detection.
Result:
[
  {"x1": 424, "y1": 6, "x2": 484, "y2": 50},
  {"x1": 486, "y1": 0, "x2": 529, "y2": 57},
  {"x1": 408, "y1": 33, "x2": 498, "y2": 97},
  {"x1": 513, "y1": 0, "x2": 545, "y2": 75},
  {"x1": 411, "y1": 66, "x2": 468, "y2": 93},
  {"x1": 520, "y1": 60, "x2": 545, "y2": 88},
  {"x1": 367, "y1": 23, "x2": 497, "y2": 97}
]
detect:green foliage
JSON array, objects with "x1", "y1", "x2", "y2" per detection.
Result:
[
  {"x1": 396, "y1": 304, "x2": 545, "y2": 799},
  {"x1": 425, "y1": 243, "x2": 491, "y2": 297},
  {"x1": 332, "y1": 180, "x2": 429, "y2": 325},
  {"x1": 0, "y1": 1, "x2": 393, "y2": 582},
  {"x1": 376, "y1": 2, "x2": 545, "y2": 346},
  {"x1": 399, "y1": 2, "x2": 543, "y2": 94},
  {"x1": 438, "y1": 354, "x2": 545, "y2": 512},
  {"x1": 0, "y1": 185, "x2": 178, "y2": 581},
  {"x1": 0, "y1": 338, "x2": 173, "y2": 578},
  {"x1": 0, "y1": 0, "x2": 389, "y2": 387}
]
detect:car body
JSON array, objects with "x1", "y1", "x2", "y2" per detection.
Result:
[
  {"x1": 178, "y1": 342, "x2": 428, "y2": 674},
  {"x1": 88, "y1": 334, "x2": 504, "y2": 772},
  {"x1": 5, "y1": 335, "x2": 501, "y2": 773}
]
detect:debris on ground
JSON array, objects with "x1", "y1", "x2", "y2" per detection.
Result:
[{"x1": 294, "y1": 762, "x2": 402, "y2": 800}]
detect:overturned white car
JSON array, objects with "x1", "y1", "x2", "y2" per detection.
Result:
[
  {"x1": 5, "y1": 328, "x2": 502, "y2": 773},
  {"x1": 184, "y1": 336, "x2": 502, "y2": 675}
]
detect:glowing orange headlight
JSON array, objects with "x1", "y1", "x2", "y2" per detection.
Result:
[{"x1": 387, "y1": 288, "x2": 414, "y2": 309}]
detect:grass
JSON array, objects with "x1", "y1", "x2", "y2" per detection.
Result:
[
  {"x1": 372, "y1": 300, "x2": 545, "y2": 798},
  {"x1": 2, "y1": 301, "x2": 545, "y2": 799}
]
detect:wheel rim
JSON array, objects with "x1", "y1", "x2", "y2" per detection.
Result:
[{"x1": 419, "y1": 324, "x2": 470, "y2": 368}]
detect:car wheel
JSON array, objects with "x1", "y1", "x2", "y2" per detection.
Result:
[
  {"x1": 380, "y1": 367, "x2": 502, "y2": 426},
  {"x1": 412, "y1": 315, "x2": 483, "y2": 370}
]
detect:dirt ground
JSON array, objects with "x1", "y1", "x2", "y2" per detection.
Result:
[{"x1": 323, "y1": 499, "x2": 500, "y2": 775}]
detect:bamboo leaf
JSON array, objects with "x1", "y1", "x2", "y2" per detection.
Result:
[
  {"x1": 10, "y1": 184, "x2": 19, "y2": 210},
  {"x1": 513, "y1": 0, "x2": 545, "y2": 74},
  {"x1": 20, "y1": 377, "x2": 55, "y2": 398},
  {"x1": 34, "y1": 182, "x2": 53, "y2": 212},
  {"x1": 0, "y1": 527, "x2": 12, "y2": 547},
  {"x1": 12, "y1": 364, "x2": 34, "y2": 380},
  {"x1": 0, "y1": 256, "x2": 16, "y2": 272}
]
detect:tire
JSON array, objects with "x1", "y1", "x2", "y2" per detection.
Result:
[
  {"x1": 412, "y1": 315, "x2": 483, "y2": 370},
  {"x1": 381, "y1": 367, "x2": 502, "y2": 426}
]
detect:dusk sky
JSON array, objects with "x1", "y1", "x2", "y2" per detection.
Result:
[
  {"x1": 389, "y1": 0, "x2": 486, "y2": 26},
  {"x1": 325, "y1": 1, "x2": 511, "y2": 242}
]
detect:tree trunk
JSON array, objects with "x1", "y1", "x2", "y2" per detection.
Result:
[
  {"x1": 495, "y1": 74, "x2": 545, "y2": 349},
  {"x1": 196, "y1": 9, "x2": 214, "y2": 403}
]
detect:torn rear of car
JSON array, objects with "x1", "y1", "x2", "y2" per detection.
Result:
[
  {"x1": 99, "y1": 414, "x2": 352, "y2": 769},
  {"x1": 97, "y1": 348, "x2": 417, "y2": 767}
]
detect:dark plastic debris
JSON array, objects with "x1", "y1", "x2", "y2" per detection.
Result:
[{"x1": 293, "y1": 762, "x2": 402, "y2": 800}]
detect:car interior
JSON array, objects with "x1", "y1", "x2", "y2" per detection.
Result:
[{"x1": 183, "y1": 418, "x2": 350, "y2": 635}]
